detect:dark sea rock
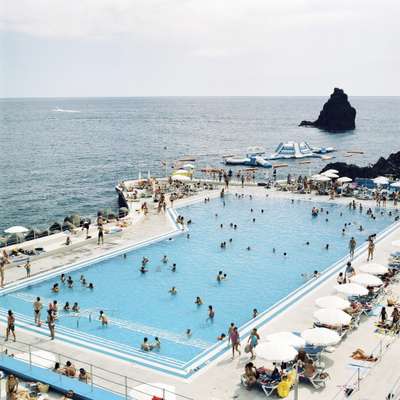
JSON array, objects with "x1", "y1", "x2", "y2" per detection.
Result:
[
  {"x1": 119, "y1": 207, "x2": 129, "y2": 217},
  {"x1": 321, "y1": 151, "x2": 400, "y2": 180},
  {"x1": 300, "y1": 88, "x2": 356, "y2": 131},
  {"x1": 49, "y1": 222, "x2": 62, "y2": 233}
]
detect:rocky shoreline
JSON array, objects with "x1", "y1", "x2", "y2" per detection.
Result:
[{"x1": 321, "y1": 150, "x2": 400, "y2": 180}]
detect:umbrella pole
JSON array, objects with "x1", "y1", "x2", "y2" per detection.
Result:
[{"x1": 294, "y1": 360, "x2": 299, "y2": 400}]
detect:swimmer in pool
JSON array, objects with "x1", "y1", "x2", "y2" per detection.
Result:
[
  {"x1": 195, "y1": 296, "x2": 203, "y2": 305},
  {"x1": 247, "y1": 246, "x2": 251, "y2": 251},
  {"x1": 169, "y1": 286, "x2": 177, "y2": 295},
  {"x1": 99, "y1": 310, "x2": 108, "y2": 326},
  {"x1": 217, "y1": 333, "x2": 226, "y2": 341},
  {"x1": 283, "y1": 252, "x2": 287, "y2": 256},
  {"x1": 161, "y1": 255, "x2": 168, "y2": 264},
  {"x1": 67, "y1": 276, "x2": 73, "y2": 288},
  {"x1": 52, "y1": 283, "x2": 59, "y2": 293},
  {"x1": 217, "y1": 271, "x2": 224, "y2": 282},
  {"x1": 60, "y1": 274, "x2": 66, "y2": 284},
  {"x1": 142, "y1": 257, "x2": 149, "y2": 267},
  {"x1": 208, "y1": 305, "x2": 215, "y2": 320},
  {"x1": 72, "y1": 302, "x2": 80, "y2": 312},
  {"x1": 171, "y1": 263, "x2": 176, "y2": 272},
  {"x1": 140, "y1": 266, "x2": 148, "y2": 274},
  {"x1": 186, "y1": 329, "x2": 192, "y2": 337},
  {"x1": 273, "y1": 248, "x2": 276, "y2": 253},
  {"x1": 63, "y1": 302, "x2": 70, "y2": 312},
  {"x1": 187, "y1": 234, "x2": 190, "y2": 239},
  {"x1": 87, "y1": 282, "x2": 94, "y2": 289},
  {"x1": 253, "y1": 308, "x2": 258, "y2": 318},
  {"x1": 325, "y1": 244, "x2": 329, "y2": 250}
]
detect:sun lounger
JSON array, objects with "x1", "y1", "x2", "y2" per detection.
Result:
[
  {"x1": 260, "y1": 379, "x2": 280, "y2": 397},
  {"x1": 299, "y1": 370, "x2": 329, "y2": 389},
  {"x1": 304, "y1": 345, "x2": 324, "y2": 361}
]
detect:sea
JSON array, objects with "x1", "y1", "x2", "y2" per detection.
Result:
[{"x1": 0, "y1": 96, "x2": 399, "y2": 232}]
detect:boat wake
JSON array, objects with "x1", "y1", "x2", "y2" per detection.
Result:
[{"x1": 52, "y1": 107, "x2": 80, "y2": 113}]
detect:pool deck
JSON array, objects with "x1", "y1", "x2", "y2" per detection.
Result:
[{"x1": 1, "y1": 184, "x2": 400, "y2": 399}]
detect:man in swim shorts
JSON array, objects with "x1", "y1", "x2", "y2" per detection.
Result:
[{"x1": 33, "y1": 297, "x2": 43, "y2": 326}]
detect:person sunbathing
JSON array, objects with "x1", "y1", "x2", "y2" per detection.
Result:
[
  {"x1": 242, "y1": 362, "x2": 258, "y2": 389},
  {"x1": 351, "y1": 348, "x2": 377, "y2": 362}
]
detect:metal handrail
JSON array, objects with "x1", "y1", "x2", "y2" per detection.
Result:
[{"x1": 0, "y1": 339, "x2": 193, "y2": 400}]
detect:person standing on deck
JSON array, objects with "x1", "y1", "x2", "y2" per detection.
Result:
[
  {"x1": 349, "y1": 237, "x2": 356, "y2": 259},
  {"x1": 33, "y1": 297, "x2": 43, "y2": 326},
  {"x1": 0, "y1": 257, "x2": 6, "y2": 287},
  {"x1": 97, "y1": 224, "x2": 104, "y2": 245},
  {"x1": 5, "y1": 310, "x2": 16, "y2": 342},
  {"x1": 24, "y1": 259, "x2": 31, "y2": 277},
  {"x1": 47, "y1": 310, "x2": 56, "y2": 340},
  {"x1": 367, "y1": 236, "x2": 375, "y2": 261}
]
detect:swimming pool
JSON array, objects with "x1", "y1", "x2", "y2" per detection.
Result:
[{"x1": 1, "y1": 195, "x2": 397, "y2": 376}]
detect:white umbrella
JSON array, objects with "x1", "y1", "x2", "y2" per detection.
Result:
[
  {"x1": 172, "y1": 175, "x2": 191, "y2": 182},
  {"x1": 373, "y1": 176, "x2": 389, "y2": 185},
  {"x1": 390, "y1": 181, "x2": 400, "y2": 188},
  {"x1": 173, "y1": 169, "x2": 190, "y2": 176},
  {"x1": 322, "y1": 171, "x2": 339, "y2": 178},
  {"x1": 129, "y1": 383, "x2": 176, "y2": 400},
  {"x1": 337, "y1": 177, "x2": 352, "y2": 184},
  {"x1": 315, "y1": 296, "x2": 350, "y2": 310},
  {"x1": 351, "y1": 273, "x2": 383, "y2": 287},
  {"x1": 264, "y1": 332, "x2": 306, "y2": 348},
  {"x1": 324, "y1": 169, "x2": 339, "y2": 174},
  {"x1": 256, "y1": 342, "x2": 298, "y2": 363},
  {"x1": 183, "y1": 163, "x2": 195, "y2": 169},
  {"x1": 359, "y1": 263, "x2": 388, "y2": 275},
  {"x1": 301, "y1": 328, "x2": 341, "y2": 346},
  {"x1": 392, "y1": 240, "x2": 400, "y2": 247},
  {"x1": 313, "y1": 308, "x2": 351, "y2": 326},
  {"x1": 4, "y1": 226, "x2": 29, "y2": 234},
  {"x1": 335, "y1": 283, "x2": 368, "y2": 296},
  {"x1": 314, "y1": 175, "x2": 331, "y2": 182}
]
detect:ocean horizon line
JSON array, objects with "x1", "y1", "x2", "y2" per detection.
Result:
[{"x1": 1, "y1": 95, "x2": 400, "y2": 100}]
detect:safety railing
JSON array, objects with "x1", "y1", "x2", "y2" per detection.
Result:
[{"x1": 0, "y1": 339, "x2": 193, "y2": 400}]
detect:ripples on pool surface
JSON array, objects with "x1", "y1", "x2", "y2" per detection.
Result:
[{"x1": 3, "y1": 196, "x2": 397, "y2": 364}]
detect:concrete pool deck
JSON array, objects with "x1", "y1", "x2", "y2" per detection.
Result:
[{"x1": 1, "y1": 184, "x2": 400, "y2": 399}]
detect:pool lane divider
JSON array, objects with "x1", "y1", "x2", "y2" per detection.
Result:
[{"x1": 1, "y1": 194, "x2": 399, "y2": 379}]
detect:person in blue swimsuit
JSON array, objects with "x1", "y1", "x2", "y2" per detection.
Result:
[{"x1": 247, "y1": 328, "x2": 260, "y2": 360}]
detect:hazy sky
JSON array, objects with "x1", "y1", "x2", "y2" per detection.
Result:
[{"x1": 0, "y1": 0, "x2": 399, "y2": 97}]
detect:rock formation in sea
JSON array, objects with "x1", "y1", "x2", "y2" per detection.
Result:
[
  {"x1": 299, "y1": 88, "x2": 356, "y2": 131},
  {"x1": 321, "y1": 151, "x2": 400, "y2": 180}
]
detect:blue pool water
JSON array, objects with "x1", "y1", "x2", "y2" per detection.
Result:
[{"x1": 2, "y1": 196, "x2": 397, "y2": 368}]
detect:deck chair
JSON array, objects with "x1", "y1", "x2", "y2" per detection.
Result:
[
  {"x1": 260, "y1": 379, "x2": 280, "y2": 397},
  {"x1": 299, "y1": 371, "x2": 329, "y2": 389}
]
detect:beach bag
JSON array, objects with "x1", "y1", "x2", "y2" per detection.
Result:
[
  {"x1": 37, "y1": 382, "x2": 49, "y2": 393},
  {"x1": 244, "y1": 344, "x2": 251, "y2": 353}
]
